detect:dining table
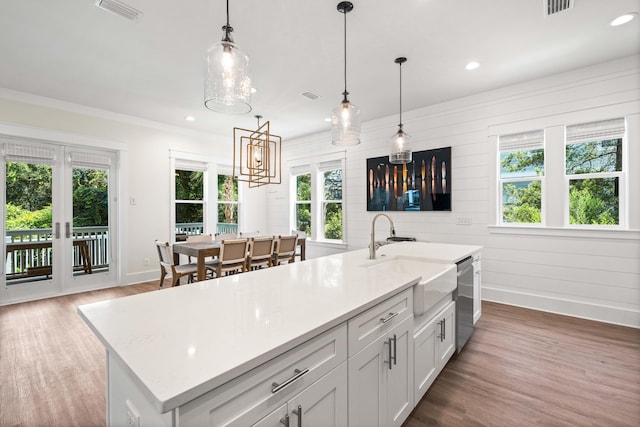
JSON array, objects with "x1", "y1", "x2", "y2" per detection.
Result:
[{"x1": 172, "y1": 236, "x2": 306, "y2": 281}]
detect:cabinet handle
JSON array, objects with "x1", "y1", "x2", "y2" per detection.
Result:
[
  {"x1": 385, "y1": 337, "x2": 393, "y2": 370},
  {"x1": 392, "y1": 334, "x2": 397, "y2": 366},
  {"x1": 442, "y1": 318, "x2": 446, "y2": 341},
  {"x1": 380, "y1": 312, "x2": 398, "y2": 323},
  {"x1": 292, "y1": 405, "x2": 302, "y2": 427},
  {"x1": 271, "y1": 368, "x2": 309, "y2": 393},
  {"x1": 280, "y1": 414, "x2": 289, "y2": 427},
  {"x1": 438, "y1": 320, "x2": 444, "y2": 342}
]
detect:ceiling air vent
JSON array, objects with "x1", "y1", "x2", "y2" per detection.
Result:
[
  {"x1": 545, "y1": 0, "x2": 574, "y2": 16},
  {"x1": 94, "y1": 0, "x2": 143, "y2": 22},
  {"x1": 301, "y1": 91, "x2": 320, "y2": 101}
]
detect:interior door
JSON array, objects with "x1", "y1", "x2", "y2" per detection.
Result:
[{"x1": 1, "y1": 138, "x2": 117, "y2": 304}]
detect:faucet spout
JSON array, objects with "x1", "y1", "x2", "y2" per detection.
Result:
[{"x1": 370, "y1": 213, "x2": 396, "y2": 260}]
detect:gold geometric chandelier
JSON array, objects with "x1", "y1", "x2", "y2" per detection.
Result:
[{"x1": 233, "y1": 115, "x2": 282, "y2": 187}]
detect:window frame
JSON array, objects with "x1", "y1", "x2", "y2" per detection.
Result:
[
  {"x1": 564, "y1": 118, "x2": 626, "y2": 229},
  {"x1": 289, "y1": 152, "x2": 346, "y2": 244},
  {"x1": 216, "y1": 171, "x2": 240, "y2": 235},
  {"x1": 172, "y1": 158, "x2": 208, "y2": 237},
  {"x1": 497, "y1": 130, "x2": 546, "y2": 226}
]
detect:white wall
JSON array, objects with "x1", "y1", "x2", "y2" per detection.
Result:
[
  {"x1": 269, "y1": 55, "x2": 640, "y2": 328},
  {"x1": 0, "y1": 91, "x2": 244, "y2": 287}
]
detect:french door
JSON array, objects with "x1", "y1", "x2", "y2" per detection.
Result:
[{"x1": 1, "y1": 137, "x2": 118, "y2": 304}]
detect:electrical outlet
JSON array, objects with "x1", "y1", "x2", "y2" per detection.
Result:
[
  {"x1": 143, "y1": 258, "x2": 149, "y2": 266},
  {"x1": 126, "y1": 400, "x2": 140, "y2": 427},
  {"x1": 456, "y1": 217, "x2": 472, "y2": 225}
]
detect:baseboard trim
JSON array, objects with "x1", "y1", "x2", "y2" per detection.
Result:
[{"x1": 483, "y1": 286, "x2": 640, "y2": 329}]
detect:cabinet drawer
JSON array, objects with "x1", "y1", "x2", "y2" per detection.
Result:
[
  {"x1": 178, "y1": 323, "x2": 347, "y2": 427},
  {"x1": 348, "y1": 288, "x2": 413, "y2": 356}
]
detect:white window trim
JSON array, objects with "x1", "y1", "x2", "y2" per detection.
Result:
[
  {"x1": 489, "y1": 108, "x2": 638, "y2": 234},
  {"x1": 563, "y1": 118, "x2": 626, "y2": 229},
  {"x1": 288, "y1": 151, "x2": 347, "y2": 245}
]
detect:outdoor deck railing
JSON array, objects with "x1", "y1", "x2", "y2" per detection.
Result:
[{"x1": 5, "y1": 226, "x2": 109, "y2": 280}]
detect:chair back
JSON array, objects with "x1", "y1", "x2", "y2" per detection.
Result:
[
  {"x1": 240, "y1": 230, "x2": 260, "y2": 238},
  {"x1": 219, "y1": 238, "x2": 249, "y2": 270},
  {"x1": 186, "y1": 234, "x2": 213, "y2": 243},
  {"x1": 274, "y1": 235, "x2": 298, "y2": 265},
  {"x1": 155, "y1": 240, "x2": 174, "y2": 266},
  {"x1": 215, "y1": 232, "x2": 238, "y2": 241},
  {"x1": 291, "y1": 230, "x2": 307, "y2": 239},
  {"x1": 248, "y1": 236, "x2": 274, "y2": 269}
]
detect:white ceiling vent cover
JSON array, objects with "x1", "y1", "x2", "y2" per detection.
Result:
[
  {"x1": 545, "y1": 0, "x2": 574, "y2": 16},
  {"x1": 301, "y1": 91, "x2": 320, "y2": 100},
  {"x1": 94, "y1": 0, "x2": 143, "y2": 22}
]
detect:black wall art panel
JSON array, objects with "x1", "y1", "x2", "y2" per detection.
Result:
[{"x1": 366, "y1": 147, "x2": 451, "y2": 211}]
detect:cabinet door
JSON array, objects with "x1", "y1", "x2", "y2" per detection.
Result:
[
  {"x1": 437, "y1": 302, "x2": 456, "y2": 367},
  {"x1": 385, "y1": 316, "x2": 414, "y2": 427},
  {"x1": 348, "y1": 316, "x2": 414, "y2": 427},
  {"x1": 413, "y1": 314, "x2": 439, "y2": 404},
  {"x1": 348, "y1": 334, "x2": 384, "y2": 427},
  {"x1": 473, "y1": 254, "x2": 482, "y2": 324},
  {"x1": 251, "y1": 403, "x2": 287, "y2": 427},
  {"x1": 288, "y1": 362, "x2": 347, "y2": 427}
]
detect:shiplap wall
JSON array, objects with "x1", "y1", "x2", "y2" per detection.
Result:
[{"x1": 267, "y1": 55, "x2": 640, "y2": 327}]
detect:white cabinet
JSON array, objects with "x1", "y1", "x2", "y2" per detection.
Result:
[
  {"x1": 413, "y1": 300, "x2": 456, "y2": 404},
  {"x1": 348, "y1": 315, "x2": 414, "y2": 427},
  {"x1": 244, "y1": 362, "x2": 348, "y2": 427},
  {"x1": 473, "y1": 252, "x2": 482, "y2": 324},
  {"x1": 175, "y1": 324, "x2": 347, "y2": 426}
]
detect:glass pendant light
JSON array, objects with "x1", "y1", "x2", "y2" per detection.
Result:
[
  {"x1": 389, "y1": 57, "x2": 412, "y2": 164},
  {"x1": 204, "y1": 0, "x2": 252, "y2": 114},
  {"x1": 331, "y1": 1, "x2": 361, "y2": 146}
]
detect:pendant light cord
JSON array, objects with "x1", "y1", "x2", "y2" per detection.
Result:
[
  {"x1": 398, "y1": 61, "x2": 403, "y2": 128},
  {"x1": 342, "y1": 9, "x2": 348, "y2": 101}
]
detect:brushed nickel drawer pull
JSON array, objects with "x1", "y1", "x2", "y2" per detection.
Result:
[
  {"x1": 271, "y1": 368, "x2": 309, "y2": 393},
  {"x1": 380, "y1": 312, "x2": 398, "y2": 323}
]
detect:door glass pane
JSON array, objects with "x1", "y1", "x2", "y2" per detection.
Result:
[
  {"x1": 5, "y1": 161, "x2": 53, "y2": 283},
  {"x1": 72, "y1": 167, "x2": 109, "y2": 276}
]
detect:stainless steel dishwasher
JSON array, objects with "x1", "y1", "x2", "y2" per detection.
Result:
[{"x1": 454, "y1": 256, "x2": 474, "y2": 353}]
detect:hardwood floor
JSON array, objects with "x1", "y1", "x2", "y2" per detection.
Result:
[
  {"x1": 404, "y1": 302, "x2": 640, "y2": 427},
  {"x1": 1, "y1": 286, "x2": 638, "y2": 426}
]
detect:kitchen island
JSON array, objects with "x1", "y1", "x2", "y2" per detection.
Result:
[{"x1": 79, "y1": 243, "x2": 480, "y2": 426}]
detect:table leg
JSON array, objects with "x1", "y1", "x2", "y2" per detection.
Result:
[{"x1": 197, "y1": 253, "x2": 206, "y2": 281}]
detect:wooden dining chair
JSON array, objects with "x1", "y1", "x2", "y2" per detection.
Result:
[
  {"x1": 155, "y1": 240, "x2": 198, "y2": 287},
  {"x1": 185, "y1": 234, "x2": 216, "y2": 271},
  {"x1": 273, "y1": 235, "x2": 298, "y2": 266},
  {"x1": 206, "y1": 238, "x2": 249, "y2": 278},
  {"x1": 291, "y1": 230, "x2": 307, "y2": 261},
  {"x1": 214, "y1": 232, "x2": 238, "y2": 241},
  {"x1": 246, "y1": 236, "x2": 275, "y2": 270}
]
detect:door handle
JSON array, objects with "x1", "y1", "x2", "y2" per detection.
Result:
[
  {"x1": 65, "y1": 222, "x2": 71, "y2": 239},
  {"x1": 54, "y1": 222, "x2": 60, "y2": 239}
]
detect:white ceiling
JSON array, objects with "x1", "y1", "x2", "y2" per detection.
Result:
[{"x1": 1, "y1": 0, "x2": 638, "y2": 141}]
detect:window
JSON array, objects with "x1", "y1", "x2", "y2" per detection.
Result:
[
  {"x1": 217, "y1": 174, "x2": 238, "y2": 235},
  {"x1": 294, "y1": 172, "x2": 311, "y2": 237},
  {"x1": 498, "y1": 130, "x2": 545, "y2": 224},
  {"x1": 566, "y1": 118, "x2": 625, "y2": 226},
  {"x1": 320, "y1": 166, "x2": 343, "y2": 240},
  {"x1": 175, "y1": 166, "x2": 205, "y2": 235},
  {"x1": 290, "y1": 155, "x2": 345, "y2": 243}
]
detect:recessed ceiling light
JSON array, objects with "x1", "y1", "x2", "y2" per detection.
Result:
[
  {"x1": 324, "y1": 117, "x2": 332, "y2": 123},
  {"x1": 465, "y1": 61, "x2": 480, "y2": 70},
  {"x1": 611, "y1": 13, "x2": 637, "y2": 26},
  {"x1": 185, "y1": 116, "x2": 195, "y2": 122}
]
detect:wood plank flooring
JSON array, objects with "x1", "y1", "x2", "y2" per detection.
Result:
[{"x1": 1, "y1": 285, "x2": 638, "y2": 426}]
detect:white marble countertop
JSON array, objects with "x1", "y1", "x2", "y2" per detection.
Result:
[
  {"x1": 78, "y1": 243, "x2": 479, "y2": 413},
  {"x1": 376, "y1": 241, "x2": 482, "y2": 264}
]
